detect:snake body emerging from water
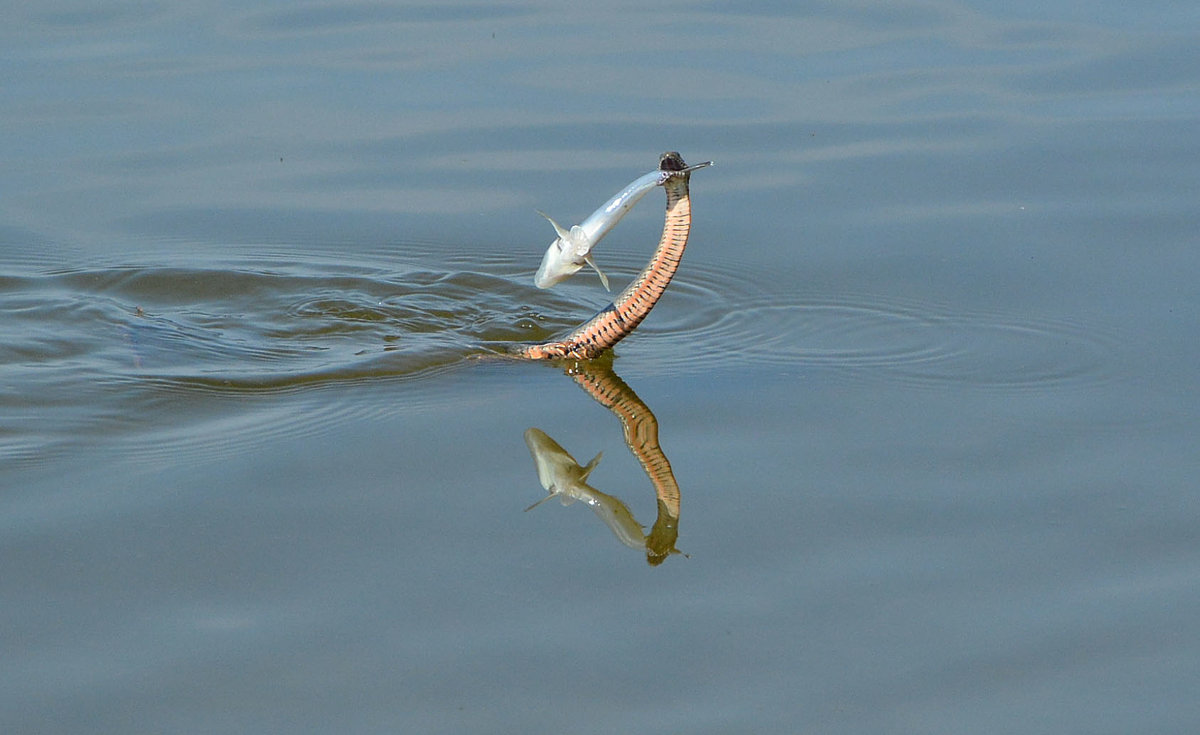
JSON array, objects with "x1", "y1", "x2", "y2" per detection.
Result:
[{"x1": 514, "y1": 152, "x2": 710, "y2": 360}]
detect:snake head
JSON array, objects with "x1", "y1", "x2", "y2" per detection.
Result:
[{"x1": 658, "y1": 152, "x2": 713, "y2": 182}]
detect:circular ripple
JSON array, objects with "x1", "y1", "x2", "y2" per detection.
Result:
[
  {"x1": 471, "y1": 247, "x2": 1121, "y2": 393},
  {"x1": 624, "y1": 286, "x2": 1119, "y2": 392},
  {"x1": 625, "y1": 293, "x2": 943, "y2": 374},
  {"x1": 887, "y1": 311, "x2": 1122, "y2": 392}
]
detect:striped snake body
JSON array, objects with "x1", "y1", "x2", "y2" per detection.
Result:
[{"x1": 515, "y1": 152, "x2": 709, "y2": 360}]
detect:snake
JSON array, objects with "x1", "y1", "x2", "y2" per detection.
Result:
[{"x1": 513, "y1": 151, "x2": 711, "y2": 360}]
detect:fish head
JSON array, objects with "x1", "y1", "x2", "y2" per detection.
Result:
[
  {"x1": 533, "y1": 212, "x2": 593, "y2": 288},
  {"x1": 525, "y1": 428, "x2": 576, "y2": 489},
  {"x1": 533, "y1": 238, "x2": 586, "y2": 288}
]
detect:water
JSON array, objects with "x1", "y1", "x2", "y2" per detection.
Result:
[{"x1": 3, "y1": 2, "x2": 1199, "y2": 733}]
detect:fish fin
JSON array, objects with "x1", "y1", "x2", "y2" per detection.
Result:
[
  {"x1": 536, "y1": 210, "x2": 572, "y2": 242},
  {"x1": 579, "y1": 451, "x2": 603, "y2": 481},
  {"x1": 584, "y1": 255, "x2": 611, "y2": 291},
  {"x1": 524, "y1": 491, "x2": 558, "y2": 512}
]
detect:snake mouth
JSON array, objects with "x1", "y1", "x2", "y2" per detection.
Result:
[
  {"x1": 659, "y1": 151, "x2": 713, "y2": 172},
  {"x1": 658, "y1": 151, "x2": 714, "y2": 181}
]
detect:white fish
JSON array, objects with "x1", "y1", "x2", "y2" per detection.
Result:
[
  {"x1": 523, "y1": 428, "x2": 645, "y2": 549},
  {"x1": 533, "y1": 161, "x2": 714, "y2": 291},
  {"x1": 533, "y1": 169, "x2": 664, "y2": 291}
]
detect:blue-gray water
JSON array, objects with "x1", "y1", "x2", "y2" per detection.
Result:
[{"x1": 3, "y1": 2, "x2": 1199, "y2": 733}]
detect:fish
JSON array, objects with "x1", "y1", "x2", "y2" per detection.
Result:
[
  {"x1": 533, "y1": 161, "x2": 714, "y2": 291},
  {"x1": 523, "y1": 428, "x2": 646, "y2": 550},
  {"x1": 523, "y1": 427, "x2": 603, "y2": 510},
  {"x1": 533, "y1": 168, "x2": 665, "y2": 291}
]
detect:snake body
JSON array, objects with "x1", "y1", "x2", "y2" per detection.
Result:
[{"x1": 515, "y1": 152, "x2": 707, "y2": 360}]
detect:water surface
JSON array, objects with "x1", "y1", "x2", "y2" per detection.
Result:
[{"x1": 3, "y1": 2, "x2": 1199, "y2": 733}]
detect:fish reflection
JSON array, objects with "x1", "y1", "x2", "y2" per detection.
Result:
[
  {"x1": 524, "y1": 429, "x2": 647, "y2": 551},
  {"x1": 523, "y1": 357, "x2": 683, "y2": 566}
]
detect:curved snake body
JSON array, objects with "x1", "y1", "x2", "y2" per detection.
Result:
[{"x1": 516, "y1": 152, "x2": 708, "y2": 360}]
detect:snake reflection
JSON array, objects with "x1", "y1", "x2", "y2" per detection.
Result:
[{"x1": 523, "y1": 356, "x2": 684, "y2": 566}]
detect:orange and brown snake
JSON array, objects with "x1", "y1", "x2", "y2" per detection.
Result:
[{"x1": 514, "y1": 151, "x2": 709, "y2": 360}]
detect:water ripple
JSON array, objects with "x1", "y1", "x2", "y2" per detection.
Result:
[
  {"x1": 1, "y1": 244, "x2": 1123, "y2": 468},
  {"x1": 640, "y1": 291, "x2": 1118, "y2": 392},
  {"x1": 600, "y1": 250, "x2": 1121, "y2": 392}
]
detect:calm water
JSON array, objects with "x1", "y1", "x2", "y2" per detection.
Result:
[{"x1": 3, "y1": 2, "x2": 1199, "y2": 733}]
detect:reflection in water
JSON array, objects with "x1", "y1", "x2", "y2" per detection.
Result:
[{"x1": 523, "y1": 356, "x2": 683, "y2": 566}]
